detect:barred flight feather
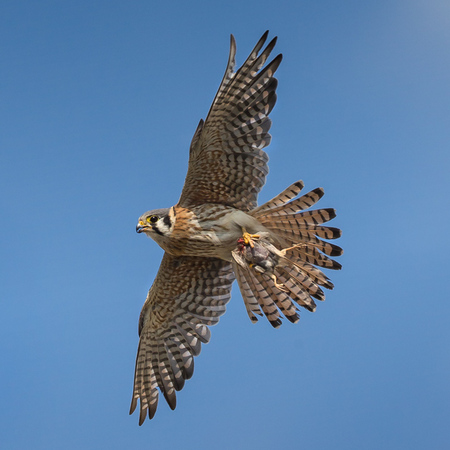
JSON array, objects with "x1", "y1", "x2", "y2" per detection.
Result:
[
  {"x1": 260, "y1": 208, "x2": 337, "y2": 225},
  {"x1": 232, "y1": 261, "x2": 263, "y2": 323},
  {"x1": 278, "y1": 263, "x2": 325, "y2": 301},
  {"x1": 287, "y1": 245, "x2": 342, "y2": 270},
  {"x1": 252, "y1": 180, "x2": 305, "y2": 215},
  {"x1": 164, "y1": 341, "x2": 185, "y2": 390},
  {"x1": 258, "y1": 273, "x2": 300, "y2": 324},
  {"x1": 287, "y1": 258, "x2": 335, "y2": 289},
  {"x1": 268, "y1": 229, "x2": 343, "y2": 256},
  {"x1": 270, "y1": 220, "x2": 341, "y2": 240},
  {"x1": 229, "y1": 179, "x2": 343, "y2": 326},
  {"x1": 241, "y1": 267, "x2": 282, "y2": 328},
  {"x1": 178, "y1": 31, "x2": 282, "y2": 210},
  {"x1": 213, "y1": 34, "x2": 274, "y2": 119},
  {"x1": 132, "y1": 33, "x2": 342, "y2": 425},
  {"x1": 130, "y1": 254, "x2": 234, "y2": 424}
]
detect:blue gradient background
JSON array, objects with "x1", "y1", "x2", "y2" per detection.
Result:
[{"x1": 1, "y1": 1, "x2": 449, "y2": 449}]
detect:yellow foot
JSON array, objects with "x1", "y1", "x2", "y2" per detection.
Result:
[
  {"x1": 242, "y1": 229, "x2": 260, "y2": 248},
  {"x1": 270, "y1": 274, "x2": 288, "y2": 292},
  {"x1": 280, "y1": 243, "x2": 307, "y2": 256}
]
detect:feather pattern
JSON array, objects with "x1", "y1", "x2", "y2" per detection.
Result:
[
  {"x1": 251, "y1": 180, "x2": 305, "y2": 215},
  {"x1": 130, "y1": 253, "x2": 234, "y2": 424},
  {"x1": 132, "y1": 33, "x2": 342, "y2": 424},
  {"x1": 227, "y1": 180, "x2": 343, "y2": 327},
  {"x1": 232, "y1": 260, "x2": 263, "y2": 323},
  {"x1": 178, "y1": 31, "x2": 282, "y2": 211},
  {"x1": 241, "y1": 263, "x2": 282, "y2": 328}
]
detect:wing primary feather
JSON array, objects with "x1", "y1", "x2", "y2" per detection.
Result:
[
  {"x1": 178, "y1": 32, "x2": 282, "y2": 210},
  {"x1": 130, "y1": 255, "x2": 234, "y2": 424},
  {"x1": 132, "y1": 31, "x2": 342, "y2": 425},
  {"x1": 205, "y1": 35, "x2": 237, "y2": 120}
]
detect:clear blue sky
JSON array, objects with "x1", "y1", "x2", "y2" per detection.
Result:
[{"x1": 1, "y1": 1, "x2": 449, "y2": 449}]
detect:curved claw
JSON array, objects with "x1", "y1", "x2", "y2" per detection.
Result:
[{"x1": 242, "y1": 230, "x2": 260, "y2": 248}]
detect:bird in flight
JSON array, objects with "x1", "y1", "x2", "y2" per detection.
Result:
[{"x1": 130, "y1": 31, "x2": 342, "y2": 425}]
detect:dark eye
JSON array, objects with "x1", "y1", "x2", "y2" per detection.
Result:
[{"x1": 148, "y1": 215, "x2": 158, "y2": 224}]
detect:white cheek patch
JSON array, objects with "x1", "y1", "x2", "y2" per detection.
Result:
[
  {"x1": 156, "y1": 221, "x2": 171, "y2": 235},
  {"x1": 154, "y1": 207, "x2": 175, "y2": 236}
]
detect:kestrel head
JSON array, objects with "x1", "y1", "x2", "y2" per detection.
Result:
[{"x1": 136, "y1": 208, "x2": 173, "y2": 237}]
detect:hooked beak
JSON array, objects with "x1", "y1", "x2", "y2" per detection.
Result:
[{"x1": 136, "y1": 221, "x2": 149, "y2": 234}]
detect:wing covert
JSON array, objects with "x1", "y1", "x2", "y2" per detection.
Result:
[
  {"x1": 178, "y1": 31, "x2": 282, "y2": 211},
  {"x1": 130, "y1": 253, "x2": 234, "y2": 424}
]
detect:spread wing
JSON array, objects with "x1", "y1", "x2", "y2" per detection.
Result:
[
  {"x1": 177, "y1": 31, "x2": 282, "y2": 211},
  {"x1": 130, "y1": 253, "x2": 234, "y2": 424}
]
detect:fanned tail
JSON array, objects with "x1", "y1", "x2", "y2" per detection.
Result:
[{"x1": 233, "y1": 180, "x2": 342, "y2": 327}]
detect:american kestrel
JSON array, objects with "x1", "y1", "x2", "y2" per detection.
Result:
[{"x1": 130, "y1": 31, "x2": 342, "y2": 424}]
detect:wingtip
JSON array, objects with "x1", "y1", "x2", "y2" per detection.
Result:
[
  {"x1": 293, "y1": 180, "x2": 305, "y2": 192},
  {"x1": 138, "y1": 407, "x2": 147, "y2": 426},
  {"x1": 129, "y1": 398, "x2": 137, "y2": 415},
  {"x1": 273, "y1": 53, "x2": 283, "y2": 66},
  {"x1": 163, "y1": 390, "x2": 177, "y2": 411},
  {"x1": 266, "y1": 35, "x2": 278, "y2": 51}
]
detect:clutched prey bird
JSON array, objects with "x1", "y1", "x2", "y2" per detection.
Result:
[{"x1": 130, "y1": 31, "x2": 342, "y2": 424}]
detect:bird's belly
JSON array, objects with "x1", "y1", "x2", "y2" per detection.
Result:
[{"x1": 163, "y1": 205, "x2": 266, "y2": 260}]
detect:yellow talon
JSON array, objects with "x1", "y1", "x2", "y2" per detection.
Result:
[
  {"x1": 280, "y1": 243, "x2": 307, "y2": 256},
  {"x1": 270, "y1": 274, "x2": 288, "y2": 292},
  {"x1": 242, "y1": 230, "x2": 260, "y2": 248}
]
